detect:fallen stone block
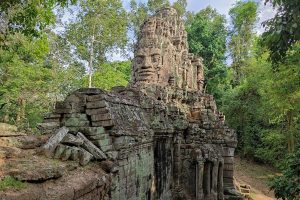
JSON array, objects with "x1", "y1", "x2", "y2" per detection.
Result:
[
  {"x1": 79, "y1": 147, "x2": 94, "y2": 166},
  {"x1": 42, "y1": 126, "x2": 69, "y2": 157},
  {"x1": 61, "y1": 133, "x2": 84, "y2": 146},
  {"x1": 70, "y1": 146, "x2": 80, "y2": 161},
  {"x1": 76, "y1": 132, "x2": 107, "y2": 160},
  {"x1": 54, "y1": 144, "x2": 66, "y2": 159},
  {"x1": 61, "y1": 146, "x2": 72, "y2": 161}
]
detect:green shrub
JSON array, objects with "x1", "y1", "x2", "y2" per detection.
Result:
[{"x1": 269, "y1": 148, "x2": 300, "y2": 200}]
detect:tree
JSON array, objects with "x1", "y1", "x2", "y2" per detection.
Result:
[
  {"x1": 262, "y1": 0, "x2": 300, "y2": 64},
  {"x1": 0, "y1": 32, "x2": 53, "y2": 127},
  {"x1": 88, "y1": 61, "x2": 131, "y2": 90},
  {"x1": 147, "y1": 0, "x2": 170, "y2": 14},
  {"x1": 229, "y1": 0, "x2": 258, "y2": 84},
  {"x1": 128, "y1": 0, "x2": 148, "y2": 42},
  {"x1": 172, "y1": 0, "x2": 187, "y2": 18},
  {"x1": 259, "y1": 43, "x2": 300, "y2": 153},
  {"x1": 186, "y1": 7, "x2": 227, "y2": 104},
  {"x1": 66, "y1": 0, "x2": 128, "y2": 88},
  {"x1": 0, "y1": 0, "x2": 76, "y2": 39},
  {"x1": 0, "y1": 0, "x2": 77, "y2": 127}
]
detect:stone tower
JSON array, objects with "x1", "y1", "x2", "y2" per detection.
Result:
[
  {"x1": 131, "y1": 7, "x2": 204, "y2": 92},
  {"x1": 39, "y1": 7, "x2": 242, "y2": 200}
]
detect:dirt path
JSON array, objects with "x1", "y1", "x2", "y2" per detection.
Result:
[{"x1": 234, "y1": 156, "x2": 278, "y2": 200}]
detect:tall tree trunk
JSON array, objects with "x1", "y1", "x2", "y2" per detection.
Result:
[{"x1": 89, "y1": 35, "x2": 94, "y2": 88}]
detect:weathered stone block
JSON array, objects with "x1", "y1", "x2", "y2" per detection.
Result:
[
  {"x1": 86, "y1": 101, "x2": 108, "y2": 109},
  {"x1": 76, "y1": 132, "x2": 107, "y2": 160},
  {"x1": 70, "y1": 146, "x2": 80, "y2": 161},
  {"x1": 223, "y1": 170, "x2": 234, "y2": 178},
  {"x1": 54, "y1": 144, "x2": 66, "y2": 159},
  {"x1": 42, "y1": 126, "x2": 69, "y2": 157},
  {"x1": 61, "y1": 146, "x2": 72, "y2": 161},
  {"x1": 86, "y1": 107, "x2": 109, "y2": 115},
  {"x1": 87, "y1": 94, "x2": 105, "y2": 102},
  {"x1": 61, "y1": 133, "x2": 84, "y2": 146},
  {"x1": 76, "y1": 127, "x2": 105, "y2": 136},
  {"x1": 63, "y1": 117, "x2": 90, "y2": 127},
  {"x1": 92, "y1": 120, "x2": 114, "y2": 127},
  {"x1": 86, "y1": 133, "x2": 107, "y2": 140},
  {"x1": 64, "y1": 113, "x2": 88, "y2": 119},
  {"x1": 79, "y1": 148, "x2": 94, "y2": 166},
  {"x1": 91, "y1": 113, "x2": 112, "y2": 122},
  {"x1": 92, "y1": 138, "x2": 112, "y2": 148}
]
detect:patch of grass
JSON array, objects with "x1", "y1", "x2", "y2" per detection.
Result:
[{"x1": 0, "y1": 176, "x2": 26, "y2": 190}]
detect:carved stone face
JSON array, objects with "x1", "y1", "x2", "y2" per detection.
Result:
[
  {"x1": 143, "y1": 18, "x2": 156, "y2": 37},
  {"x1": 134, "y1": 48, "x2": 161, "y2": 82}
]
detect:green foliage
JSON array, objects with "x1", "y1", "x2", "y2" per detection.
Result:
[
  {"x1": 0, "y1": 32, "x2": 53, "y2": 128},
  {"x1": 229, "y1": 0, "x2": 258, "y2": 84},
  {"x1": 269, "y1": 148, "x2": 300, "y2": 200},
  {"x1": 222, "y1": 40, "x2": 300, "y2": 166},
  {"x1": 172, "y1": 0, "x2": 187, "y2": 18},
  {"x1": 262, "y1": 0, "x2": 300, "y2": 64},
  {"x1": 66, "y1": 0, "x2": 128, "y2": 87},
  {"x1": 129, "y1": 0, "x2": 148, "y2": 41},
  {"x1": 186, "y1": 7, "x2": 227, "y2": 104},
  {"x1": 147, "y1": 0, "x2": 170, "y2": 14},
  {"x1": 0, "y1": 0, "x2": 76, "y2": 39},
  {"x1": 0, "y1": 176, "x2": 26, "y2": 190},
  {"x1": 83, "y1": 61, "x2": 131, "y2": 90}
]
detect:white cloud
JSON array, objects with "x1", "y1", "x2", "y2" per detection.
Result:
[{"x1": 256, "y1": 2, "x2": 276, "y2": 35}]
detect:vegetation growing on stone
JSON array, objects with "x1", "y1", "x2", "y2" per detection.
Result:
[{"x1": 0, "y1": 176, "x2": 26, "y2": 191}]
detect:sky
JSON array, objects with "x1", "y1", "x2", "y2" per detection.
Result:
[{"x1": 108, "y1": 0, "x2": 276, "y2": 61}]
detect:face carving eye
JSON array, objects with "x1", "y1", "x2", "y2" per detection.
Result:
[
  {"x1": 136, "y1": 56, "x2": 144, "y2": 65},
  {"x1": 151, "y1": 54, "x2": 160, "y2": 64}
]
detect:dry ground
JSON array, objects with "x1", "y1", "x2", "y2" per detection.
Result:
[{"x1": 234, "y1": 156, "x2": 279, "y2": 200}]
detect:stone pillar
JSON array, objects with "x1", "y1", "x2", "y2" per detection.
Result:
[
  {"x1": 222, "y1": 147, "x2": 235, "y2": 190},
  {"x1": 196, "y1": 160, "x2": 204, "y2": 200},
  {"x1": 173, "y1": 133, "x2": 182, "y2": 186}
]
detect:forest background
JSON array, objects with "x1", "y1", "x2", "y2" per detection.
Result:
[{"x1": 0, "y1": 0, "x2": 299, "y2": 199}]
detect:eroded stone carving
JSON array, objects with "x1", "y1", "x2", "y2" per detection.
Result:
[
  {"x1": 131, "y1": 7, "x2": 204, "y2": 93},
  {"x1": 39, "y1": 7, "x2": 241, "y2": 200}
]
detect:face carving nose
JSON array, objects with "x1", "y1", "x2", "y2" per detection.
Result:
[{"x1": 141, "y1": 57, "x2": 152, "y2": 69}]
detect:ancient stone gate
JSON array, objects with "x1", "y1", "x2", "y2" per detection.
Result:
[{"x1": 40, "y1": 7, "x2": 242, "y2": 200}]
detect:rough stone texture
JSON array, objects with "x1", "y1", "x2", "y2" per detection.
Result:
[
  {"x1": 36, "y1": 7, "x2": 242, "y2": 200},
  {"x1": 42, "y1": 126, "x2": 69, "y2": 157},
  {"x1": 0, "y1": 167, "x2": 111, "y2": 200}
]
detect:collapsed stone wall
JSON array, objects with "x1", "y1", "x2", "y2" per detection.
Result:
[{"x1": 38, "y1": 7, "x2": 242, "y2": 200}]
